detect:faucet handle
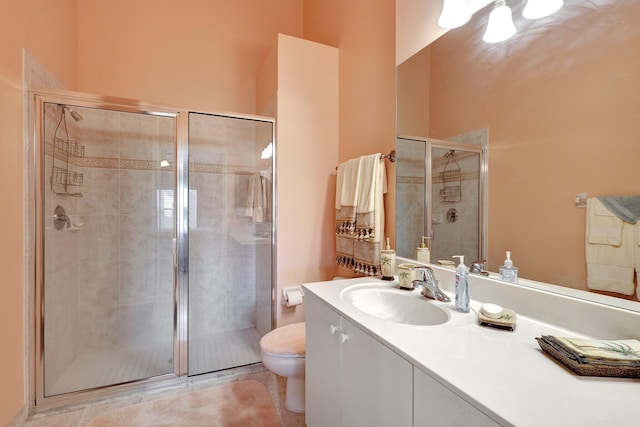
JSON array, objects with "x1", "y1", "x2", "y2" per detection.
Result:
[{"x1": 411, "y1": 265, "x2": 436, "y2": 284}]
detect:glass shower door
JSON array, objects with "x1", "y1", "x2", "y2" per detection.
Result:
[
  {"x1": 41, "y1": 102, "x2": 177, "y2": 397},
  {"x1": 430, "y1": 146, "x2": 482, "y2": 263},
  {"x1": 187, "y1": 112, "x2": 273, "y2": 376}
]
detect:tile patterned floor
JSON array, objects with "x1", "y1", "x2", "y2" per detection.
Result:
[{"x1": 24, "y1": 369, "x2": 306, "y2": 427}]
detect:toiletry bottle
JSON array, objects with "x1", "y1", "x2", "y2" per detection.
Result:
[
  {"x1": 416, "y1": 236, "x2": 431, "y2": 264},
  {"x1": 380, "y1": 237, "x2": 396, "y2": 281},
  {"x1": 452, "y1": 255, "x2": 470, "y2": 313},
  {"x1": 499, "y1": 251, "x2": 518, "y2": 284}
]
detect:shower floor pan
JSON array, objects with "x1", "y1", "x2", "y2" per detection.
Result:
[{"x1": 46, "y1": 327, "x2": 262, "y2": 396}]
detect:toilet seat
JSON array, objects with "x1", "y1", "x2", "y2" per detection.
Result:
[{"x1": 260, "y1": 322, "x2": 305, "y2": 357}]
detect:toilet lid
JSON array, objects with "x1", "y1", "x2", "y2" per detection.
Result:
[{"x1": 260, "y1": 322, "x2": 305, "y2": 356}]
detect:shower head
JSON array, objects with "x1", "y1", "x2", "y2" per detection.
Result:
[{"x1": 60, "y1": 104, "x2": 83, "y2": 122}]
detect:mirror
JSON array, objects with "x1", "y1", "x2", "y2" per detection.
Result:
[{"x1": 396, "y1": 0, "x2": 640, "y2": 305}]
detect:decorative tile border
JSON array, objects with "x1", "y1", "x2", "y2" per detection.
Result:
[
  {"x1": 433, "y1": 170, "x2": 479, "y2": 185},
  {"x1": 45, "y1": 142, "x2": 256, "y2": 175},
  {"x1": 397, "y1": 170, "x2": 479, "y2": 185},
  {"x1": 396, "y1": 175, "x2": 425, "y2": 185}
]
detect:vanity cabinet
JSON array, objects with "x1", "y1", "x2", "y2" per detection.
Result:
[
  {"x1": 306, "y1": 292, "x2": 413, "y2": 427},
  {"x1": 414, "y1": 368, "x2": 500, "y2": 427}
]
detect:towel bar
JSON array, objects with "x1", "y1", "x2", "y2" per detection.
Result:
[{"x1": 335, "y1": 150, "x2": 396, "y2": 170}]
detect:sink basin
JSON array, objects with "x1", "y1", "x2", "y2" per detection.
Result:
[{"x1": 341, "y1": 285, "x2": 450, "y2": 326}]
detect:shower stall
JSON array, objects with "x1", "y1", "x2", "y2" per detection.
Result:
[
  {"x1": 396, "y1": 135, "x2": 487, "y2": 264},
  {"x1": 32, "y1": 90, "x2": 275, "y2": 408}
]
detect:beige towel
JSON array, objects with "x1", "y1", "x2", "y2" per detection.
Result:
[
  {"x1": 336, "y1": 154, "x2": 387, "y2": 276},
  {"x1": 335, "y1": 158, "x2": 361, "y2": 236},
  {"x1": 586, "y1": 198, "x2": 636, "y2": 295},
  {"x1": 245, "y1": 172, "x2": 271, "y2": 223},
  {"x1": 587, "y1": 198, "x2": 623, "y2": 245}
]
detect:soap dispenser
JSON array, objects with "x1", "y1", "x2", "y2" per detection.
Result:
[
  {"x1": 499, "y1": 251, "x2": 519, "y2": 284},
  {"x1": 416, "y1": 236, "x2": 431, "y2": 264},
  {"x1": 380, "y1": 237, "x2": 396, "y2": 281},
  {"x1": 452, "y1": 255, "x2": 470, "y2": 313}
]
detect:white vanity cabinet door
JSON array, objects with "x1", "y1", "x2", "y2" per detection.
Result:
[
  {"x1": 414, "y1": 368, "x2": 500, "y2": 427},
  {"x1": 306, "y1": 292, "x2": 413, "y2": 427},
  {"x1": 306, "y1": 293, "x2": 343, "y2": 427},
  {"x1": 340, "y1": 317, "x2": 413, "y2": 427}
]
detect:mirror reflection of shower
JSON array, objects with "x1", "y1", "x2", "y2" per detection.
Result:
[{"x1": 395, "y1": 135, "x2": 487, "y2": 265}]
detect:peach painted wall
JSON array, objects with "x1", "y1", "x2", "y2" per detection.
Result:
[
  {"x1": 0, "y1": 1, "x2": 77, "y2": 423},
  {"x1": 397, "y1": 45, "x2": 430, "y2": 137},
  {"x1": 428, "y1": 3, "x2": 640, "y2": 293},
  {"x1": 267, "y1": 34, "x2": 339, "y2": 326},
  {"x1": 303, "y1": 0, "x2": 397, "y2": 262},
  {"x1": 396, "y1": 0, "x2": 446, "y2": 65},
  {"x1": 76, "y1": 0, "x2": 303, "y2": 114}
]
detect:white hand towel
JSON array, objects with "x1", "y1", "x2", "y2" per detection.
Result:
[
  {"x1": 340, "y1": 157, "x2": 361, "y2": 209},
  {"x1": 356, "y1": 154, "x2": 379, "y2": 214},
  {"x1": 586, "y1": 218, "x2": 636, "y2": 295}
]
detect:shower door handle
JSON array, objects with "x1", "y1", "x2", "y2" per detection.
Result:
[{"x1": 172, "y1": 238, "x2": 177, "y2": 267}]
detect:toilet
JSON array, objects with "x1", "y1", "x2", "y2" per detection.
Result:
[{"x1": 259, "y1": 322, "x2": 306, "y2": 413}]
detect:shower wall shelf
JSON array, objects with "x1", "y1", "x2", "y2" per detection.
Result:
[
  {"x1": 53, "y1": 166, "x2": 84, "y2": 187},
  {"x1": 54, "y1": 137, "x2": 85, "y2": 158}
]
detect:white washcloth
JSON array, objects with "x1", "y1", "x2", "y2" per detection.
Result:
[{"x1": 586, "y1": 198, "x2": 623, "y2": 245}]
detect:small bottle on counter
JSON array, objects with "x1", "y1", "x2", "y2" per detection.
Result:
[
  {"x1": 380, "y1": 237, "x2": 396, "y2": 281},
  {"x1": 416, "y1": 236, "x2": 431, "y2": 264},
  {"x1": 499, "y1": 251, "x2": 519, "y2": 284},
  {"x1": 453, "y1": 255, "x2": 470, "y2": 313}
]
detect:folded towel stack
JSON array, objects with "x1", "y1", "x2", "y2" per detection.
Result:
[
  {"x1": 536, "y1": 335, "x2": 640, "y2": 378},
  {"x1": 585, "y1": 196, "x2": 640, "y2": 296}
]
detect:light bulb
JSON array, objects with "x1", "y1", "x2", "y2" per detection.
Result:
[
  {"x1": 438, "y1": 0, "x2": 472, "y2": 29},
  {"x1": 483, "y1": 1, "x2": 516, "y2": 43},
  {"x1": 523, "y1": 0, "x2": 563, "y2": 19}
]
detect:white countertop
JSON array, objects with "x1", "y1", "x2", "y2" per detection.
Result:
[{"x1": 302, "y1": 276, "x2": 640, "y2": 427}]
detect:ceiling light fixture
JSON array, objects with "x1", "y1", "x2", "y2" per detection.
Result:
[
  {"x1": 522, "y1": 0, "x2": 564, "y2": 20},
  {"x1": 438, "y1": 0, "x2": 564, "y2": 44},
  {"x1": 438, "y1": 0, "x2": 472, "y2": 29},
  {"x1": 482, "y1": 0, "x2": 517, "y2": 43}
]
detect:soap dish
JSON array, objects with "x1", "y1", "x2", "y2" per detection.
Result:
[{"x1": 478, "y1": 308, "x2": 517, "y2": 331}]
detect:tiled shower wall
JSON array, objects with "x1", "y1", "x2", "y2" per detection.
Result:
[{"x1": 43, "y1": 106, "x2": 175, "y2": 389}]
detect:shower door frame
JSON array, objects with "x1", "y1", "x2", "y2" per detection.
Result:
[{"x1": 29, "y1": 89, "x2": 276, "y2": 411}]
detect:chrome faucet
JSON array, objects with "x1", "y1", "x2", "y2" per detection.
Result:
[
  {"x1": 411, "y1": 266, "x2": 451, "y2": 302},
  {"x1": 470, "y1": 260, "x2": 490, "y2": 276}
]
